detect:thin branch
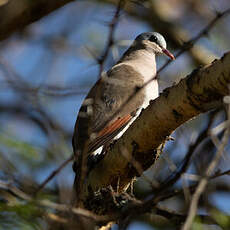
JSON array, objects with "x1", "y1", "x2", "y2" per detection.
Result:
[
  {"x1": 1, "y1": 166, "x2": 229, "y2": 227},
  {"x1": 155, "y1": 111, "x2": 217, "y2": 193},
  {"x1": 0, "y1": 179, "x2": 115, "y2": 223},
  {"x1": 98, "y1": 0, "x2": 125, "y2": 76},
  {"x1": 181, "y1": 123, "x2": 230, "y2": 230},
  {"x1": 153, "y1": 168, "x2": 230, "y2": 204},
  {"x1": 211, "y1": 169, "x2": 230, "y2": 179},
  {"x1": 35, "y1": 155, "x2": 74, "y2": 195},
  {"x1": 157, "y1": 8, "x2": 230, "y2": 75},
  {"x1": 154, "y1": 205, "x2": 218, "y2": 226},
  {"x1": 117, "y1": 168, "x2": 230, "y2": 228}
]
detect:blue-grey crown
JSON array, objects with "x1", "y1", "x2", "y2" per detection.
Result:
[{"x1": 135, "y1": 32, "x2": 167, "y2": 49}]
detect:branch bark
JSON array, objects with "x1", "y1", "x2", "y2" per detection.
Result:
[
  {"x1": 0, "y1": 0, "x2": 73, "y2": 41},
  {"x1": 86, "y1": 51, "x2": 230, "y2": 194}
]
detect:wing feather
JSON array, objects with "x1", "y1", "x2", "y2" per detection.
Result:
[
  {"x1": 88, "y1": 114, "x2": 132, "y2": 152},
  {"x1": 73, "y1": 64, "x2": 145, "y2": 155}
]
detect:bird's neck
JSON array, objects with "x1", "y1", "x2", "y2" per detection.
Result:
[{"x1": 118, "y1": 47, "x2": 157, "y2": 82}]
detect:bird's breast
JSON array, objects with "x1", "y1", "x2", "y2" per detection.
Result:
[{"x1": 142, "y1": 79, "x2": 159, "y2": 109}]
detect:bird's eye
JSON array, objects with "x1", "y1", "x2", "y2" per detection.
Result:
[{"x1": 149, "y1": 35, "x2": 158, "y2": 43}]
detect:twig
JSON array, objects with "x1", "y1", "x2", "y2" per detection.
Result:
[
  {"x1": 155, "y1": 205, "x2": 218, "y2": 226},
  {"x1": 211, "y1": 169, "x2": 230, "y2": 179},
  {"x1": 153, "y1": 110, "x2": 217, "y2": 196},
  {"x1": 98, "y1": 0, "x2": 125, "y2": 76},
  {"x1": 181, "y1": 125, "x2": 230, "y2": 230},
  {"x1": 117, "y1": 167, "x2": 230, "y2": 228},
  {"x1": 35, "y1": 155, "x2": 74, "y2": 195},
  {"x1": 156, "y1": 8, "x2": 230, "y2": 75},
  {"x1": 154, "y1": 168, "x2": 230, "y2": 204},
  {"x1": 1, "y1": 165, "x2": 229, "y2": 227},
  {"x1": 0, "y1": 179, "x2": 115, "y2": 223},
  {"x1": 46, "y1": 213, "x2": 68, "y2": 224}
]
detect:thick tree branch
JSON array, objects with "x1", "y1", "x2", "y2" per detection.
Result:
[
  {"x1": 0, "y1": 0, "x2": 74, "y2": 41},
  {"x1": 86, "y1": 51, "x2": 230, "y2": 193}
]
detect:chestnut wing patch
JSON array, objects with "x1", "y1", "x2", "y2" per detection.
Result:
[{"x1": 88, "y1": 114, "x2": 132, "y2": 153}]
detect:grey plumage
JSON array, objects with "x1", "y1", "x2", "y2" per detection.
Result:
[{"x1": 72, "y1": 31, "x2": 174, "y2": 166}]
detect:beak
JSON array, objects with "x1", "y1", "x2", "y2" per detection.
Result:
[{"x1": 162, "y1": 48, "x2": 175, "y2": 60}]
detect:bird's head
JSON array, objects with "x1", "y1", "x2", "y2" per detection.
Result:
[{"x1": 135, "y1": 32, "x2": 175, "y2": 60}]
